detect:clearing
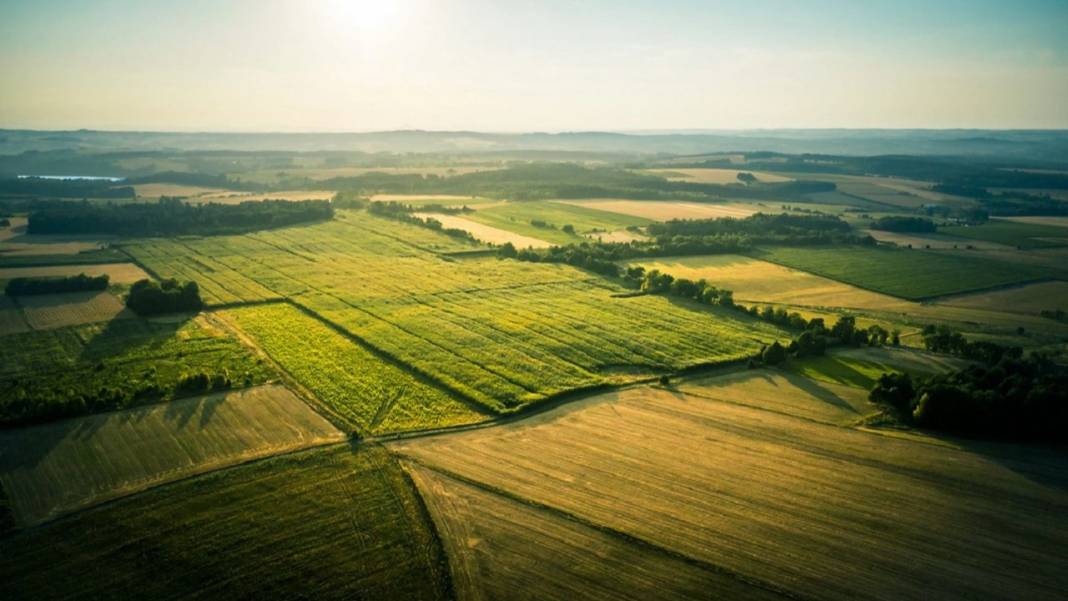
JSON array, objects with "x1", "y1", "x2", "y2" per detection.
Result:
[{"x1": 0, "y1": 384, "x2": 344, "y2": 526}]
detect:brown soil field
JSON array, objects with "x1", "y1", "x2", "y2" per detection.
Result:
[
  {"x1": 18, "y1": 291, "x2": 132, "y2": 330},
  {"x1": 413, "y1": 213, "x2": 552, "y2": 248},
  {"x1": 644, "y1": 168, "x2": 793, "y2": 184},
  {"x1": 405, "y1": 462, "x2": 779, "y2": 601},
  {"x1": 936, "y1": 281, "x2": 1068, "y2": 315},
  {"x1": 556, "y1": 199, "x2": 760, "y2": 221},
  {"x1": 392, "y1": 379, "x2": 1068, "y2": 601},
  {"x1": 0, "y1": 262, "x2": 149, "y2": 284},
  {"x1": 0, "y1": 384, "x2": 344, "y2": 526}
]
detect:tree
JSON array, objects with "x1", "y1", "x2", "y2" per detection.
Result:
[
  {"x1": 869, "y1": 372, "x2": 915, "y2": 414},
  {"x1": 561, "y1": 224, "x2": 575, "y2": 234},
  {"x1": 762, "y1": 341, "x2": 787, "y2": 365}
]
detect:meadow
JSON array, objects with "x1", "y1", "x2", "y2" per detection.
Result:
[
  {"x1": 0, "y1": 384, "x2": 343, "y2": 526},
  {"x1": 392, "y1": 377, "x2": 1068, "y2": 601},
  {"x1": 0, "y1": 445, "x2": 453, "y2": 601},
  {"x1": 751, "y1": 245, "x2": 1047, "y2": 299}
]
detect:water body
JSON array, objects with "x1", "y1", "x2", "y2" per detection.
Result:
[{"x1": 17, "y1": 175, "x2": 125, "y2": 182}]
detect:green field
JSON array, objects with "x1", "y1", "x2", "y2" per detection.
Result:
[
  {"x1": 941, "y1": 219, "x2": 1068, "y2": 249},
  {"x1": 0, "y1": 445, "x2": 452, "y2": 600},
  {"x1": 0, "y1": 316, "x2": 272, "y2": 426},
  {"x1": 224, "y1": 303, "x2": 487, "y2": 434},
  {"x1": 464, "y1": 200, "x2": 651, "y2": 243},
  {"x1": 751, "y1": 245, "x2": 1048, "y2": 299},
  {"x1": 785, "y1": 346, "x2": 970, "y2": 390},
  {"x1": 126, "y1": 211, "x2": 788, "y2": 415},
  {"x1": 0, "y1": 385, "x2": 343, "y2": 526}
]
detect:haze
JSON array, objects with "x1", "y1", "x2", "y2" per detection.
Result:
[{"x1": 2, "y1": 0, "x2": 1067, "y2": 132}]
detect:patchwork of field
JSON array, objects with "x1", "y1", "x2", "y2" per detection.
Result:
[
  {"x1": 126, "y1": 211, "x2": 788, "y2": 414},
  {"x1": 0, "y1": 445, "x2": 452, "y2": 600},
  {"x1": 0, "y1": 316, "x2": 272, "y2": 424},
  {"x1": 865, "y1": 228, "x2": 1009, "y2": 249},
  {"x1": 937, "y1": 280, "x2": 1068, "y2": 314},
  {"x1": 941, "y1": 219, "x2": 1068, "y2": 249},
  {"x1": 197, "y1": 189, "x2": 336, "y2": 203},
  {"x1": 751, "y1": 245, "x2": 1047, "y2": 299},
  {"x1": 223, "y1": 303, "x2": 487, "y2": 434},
  {"x1": 0, "y1": 262, "x2": 149, "y2": 285},
  {"x1": 392, "y1": 379, "x2": 1068, "y2": 601},
  {"x1": 0, "y1": 218, "x2": 109, "y2": 257},
  {"x1": 131, "y1": 183, "x2": 229, "y2": 199},
  {"x1": 238, "y1": 165, "x2": 501, "y2": 184},
  {"x1": 794, "y1": 174, "x2": 976, "y2": 209},
  {"x1": 0, "y1": 385, "x2": 343, "y2": 526},
  {"x1": 17, "y1": 290, "x2": 132, "y2": 330},
  {"x1": 555, "y1": 199, "x2": 760, "y2": 221},
  {"x1": 405, "y1": 463, "x2": 773, "y2": 601},
  {"x1": 466, "y1": 200, "x2": 650, "y2": 242},
  {"x1": 413, "y1": 212, "x2": 553, "y2": 248},
  {"x1": 371, "y1": 193, "x2": 494, "y2": 205},
  {"x1": 644, "y1": 167, "x2": 793, "y2": 184}
]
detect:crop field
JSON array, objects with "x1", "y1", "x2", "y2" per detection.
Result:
[
  {"x1": 644, "y1": 167, "x2": 793, "y2": 184},
  {"x1": 0, "y1": 384, "x2": 344, "y2": 526},
  {"x1": 131, "y1": 183, "x2": 229, "y2": 199},
  {"x1": 864, "y1": 228, "x2": 1009, "y2": 249},
  {"x1": 795, "y1": 174, "x2": 976, "y2": 209},
  {"x1": 1003, "y1": 215, "x2": 1068, "y2": 228},
  {"x1": 751, "y1": 245, "x2": 1047, "y2": 299},
  {"x1": 17, "y1": 290, "x2": 132, "y2": 330},
  {"x1": 941, "y1": 219, "x2": 1068, "y2": 249},
  {"x1": 405, "y1": 462, "x2": 767, "y2": 601},
  {"x1": 785, "y1": 346, "x2": 970, "y2": 390},
  {"x1": 555, "y1": 198, "x2": 761, "y2": 220},
  {"x1": 0, "y1": 445, "x2": 453, "y2": 600},
  {"x1": 937, "y1": 280, "x2": 1068, "y2": 315},
  {"x1": 413, "y1": 212, "x2": 554, "y2": 248},
  {"x1": 0, "y1": 316, "x2": 272, "y2": 424},
  {"x1": 196, "y1": 189, "x2": 336, "y2": 203},
  {"x1": 371, "y1": 193, "x2": 495, "y2": 205},
  {"x1": 127, "y1": 211, "x2": 788, "y2": 415},
  {"x1": 465, "y1": 200, "x2": 651, "y2": 240},
  {"x1": 0, "y1": 295, "x2": 29, "y2": 335},
  {"x1": 391, "y1": 380, "x2": 1068, "y2": 601},
  {"x1": 0, "y1": 262, "x2": 150, "y2": 285},
  {"x1": 223, "y1": 303, "x2": 488, "y2": 434}
]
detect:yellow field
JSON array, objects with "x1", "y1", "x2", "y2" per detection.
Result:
[
  {"x1": 555, "y1": 199, "x2": 760, "y2": 221},
  {"x1": 197, "y1": 189, "x2": 336, "y2": 203},
  {"x1": 0, "y1": 262, "x2": 150, "y2": 284},
  {"x1": 371, "y1": 193, "x2": 489, "y2": 204},
  {"x1": 644, "y1": 167, "x2": 793, "y2": 184},
  {"x1": 132, "y1": 183, "x2": 228, "y2": 199},
  {"x1": 584, "y1": 228, "x2": 646, "y2": 243},
  {"x1": 18, "y1": 290, "x2": 132, "y2": 329},
  {"x1": 404, "y1": 462, "x2": 764, "y2": 601},
  {"x1": 0, "y1": 384, "x2": 343, "y2": 526},
  {"x1": 392, "y1": 376, "x2": 1068, "y2": 601},
  {"x1": 937, "y1": 281, "x2": 1068, "y2": 315},
  {"x1": 413, "y1": 212, "x2": 552, "y2": 248}
]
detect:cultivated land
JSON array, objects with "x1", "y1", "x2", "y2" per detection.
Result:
[
  {"x1": 644, "y1": 167, "x2": 793, "y2": 184},
  {"x1": 464, "y1": 200, "x2": 651, "y2": 242},
  {"x1": 197, "y1": 189, "x2": 336, "y2": 203},
  {"x1": 555, "y1": 199, "x2": 761, "y2": 220},
  {"x1": 941, "y1": 219, "x2": 1068, "y2": 249},
  {"x1": 0, "y1": 384, "x2": 344, "y2": 526},
  {"x1": 131, "y1": 183, "x2": 229, "y2": 199},
  {"x1": 0, "y1": 445, "x2": 452, "y2": 601},
  {"x1": 412, "y1": 212, "x2": 553, "y2": 248},
  {"x1": 751, "y1": 245, "x2": 1048, "y2": 299},
  {"x1": 125, "y1": 211, "x2": 788, "y2": 415},
  {"x1": 0, "y1": 262, "x2": 149, "y2": 284},
  {"x1": 371, "y1": 193, "x2": 494, "y2": 205},
  {"x1": 223, "y1": 303, "x2": 487, "y2": 434},
  {"x1": 18, "y1": 290, "x2": 132, "y2": 330},
  {"x1": 392, "y1": 376, "x2": 1068, "y2": 601},
  {"x1": 1004, "y1": 215, "x2": 1068, "y2": 228},
  {"x1": 0, "y1": 295, "x2": 30, "y2": 335},
  {"x1": 936, "y1": 280, "x2": 1068, "y2": 315},
  {"x1": 864, "y1": 228, "x2": 1010, "y2": 250}
]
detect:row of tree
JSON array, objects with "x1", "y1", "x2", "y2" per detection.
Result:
[
  {"x1": 869, "y1": 216, "x2": 937, "y2": 233},
  {"x1": 5, "y1": 273, "x2": 109, "y2": 296},
  {"x1": 27, "y1": 198, "x2": 334, "y2": 236}
]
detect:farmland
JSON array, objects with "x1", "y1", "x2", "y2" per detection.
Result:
[
  {"x1": 0, "y1": 384, "x2": 343, "y2": 526},
  {"x1": 941, "y1": 219, "x2": 1068, "y2": 249},
  {"x1": 644, "y1": 167, "x2": 793, "y2": 184},
  {"x1": 0, "y1": 445, "x2": 452, "y2": 600},
  {"x1": 413, "y1": 212, "x2": 554, "y2": 248},
  {"x1": 392, "y1": 376, "x2": 1068, "y2": 601},
  {"x1": 750, "y1": 245, "x2": 1048, "y2": 299},
  {"x1": 17, "y1": 290, "x2": 131, "y2": 330},
  {"x1": 937, "y1": 281, "x2": 1068, "y2": 315},
  {"x1": 0, "y1": 315, "x2": 272, "y2": 426},
  {"x1": 223, "y1": 303, "x2": 488, "y2": 434},
  {"x1": 0, "y1": 262, "x2": 149, "y2": 285},
  {"x1": 464, "y1": 200, "x2": 651, "y2": 241},
  {"x1": 554, "y1": 198, "x2": 762, "y2": 220}
]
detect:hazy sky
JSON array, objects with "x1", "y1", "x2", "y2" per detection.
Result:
[{"x1": 2, "y1": 0, "x2": 1067, "y2": 131}]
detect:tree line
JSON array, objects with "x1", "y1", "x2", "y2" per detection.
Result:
[
  {"x1": 27, "y1": 198, "x2": 334, "y2": 236},
  {"x1": 365, "y1": 200, "x2": 479, "y2": 242},
  {"x1": 869, "y1": 216, "x2": 936, "y2": 233},
  {"x1": 5, "y1": 273, "x2": 109, "y2": 296},
  {"x1": 126, "y1": 279, "x2": 203, "y2": 315}
]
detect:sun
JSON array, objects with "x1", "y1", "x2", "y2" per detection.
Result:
[{"x1": 324, "y1": 0, "x2": 406, "y2": 32}]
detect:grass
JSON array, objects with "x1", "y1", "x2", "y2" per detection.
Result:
[
  {"x1": 784, "y1": 346, "x2": 968, "y2": 390},
  {"x1": 0, "y1": 315, "x2": 273, "y2": 426},
  {"x1": 224, "y1": 303, "x2": 487, "y2": 434},
  {"x1": 465, "y1": 200, "x2": 651, "y2": 242},
  {"x1": 751, "y1": 245, "x2": 1047, "y2": 299},
  {"x1": 0, "y1": 444, "x2": 453, "y2": 601},
  {"x1": 392, "y1": 378, "x2": 1068, "y2": 601},
  {"x1": 941, "y1": 219, "x2": 1068, "y2": 249},
  {"x1": 0, "y1": 384, "x2": 343, "y2": 526}
]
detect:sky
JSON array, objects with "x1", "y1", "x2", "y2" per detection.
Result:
[{"x1": 1, "y1": 0, "x2": 1067, "y2": 132}]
